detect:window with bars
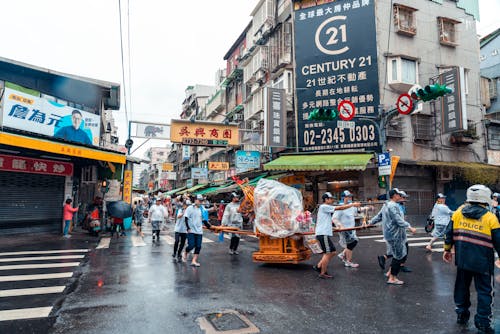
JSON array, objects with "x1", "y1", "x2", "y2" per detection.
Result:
[
  {"x1": 393, "y1": 4, "x2": 417, "y2": 36},
  {"x1": 411, "y1": 114, "x2": 434, "y2": 141},
  {"x1": 438, "y1": 17, "x2": 459, "y2": 46}
]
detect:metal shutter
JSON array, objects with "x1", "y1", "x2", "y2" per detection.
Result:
[{"x1": 0, "y1": 171, "x2": 65, "y2": 230}]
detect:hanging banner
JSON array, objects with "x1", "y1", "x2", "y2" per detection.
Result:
[
  {"x1": 123, "y1": 170, "x2": 133, "y2": 204},
  {"x1": 294, "y1": 0, "x2": 380, "y2": 152},
  {"x1": 389, "y1": 155, "x2": 400, "y2": 187},
  {"x1": 2, "y1": 87, "x2": 101, "y2": 146}
]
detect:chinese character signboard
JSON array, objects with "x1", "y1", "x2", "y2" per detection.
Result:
[
  {"x1": 164, "y1": 172, "x2": 177, "y2": 180},
  {"x1": 182, "y1": 145, "x2": 190, "y2": 161},
  {"x1": 170, "y1": 120, "x2": 239, "y2": 146},
  {"x1": 439, "y1": 67, "x2": 467, "y2": 134},
  {"x1": 235, "y1": 151, "x2": 261, "y2": 170},
  {"x1": 294, "y1": 0, "x2": 380, "y2": 152},
  {"x1": 134, "y1": 122, "x2": 170, "y2": 139},
  {"x1": 191, "y1": 167, "x2": 208, "y2": 179},
  {"x1": 123, "y1": 170, "x2": 133, "y2": 203},
  {"x1": 0, "y1": 154, "x2": 73, "y2": 176},
  {"x1": 266, "y1": 88, "x2": 286, "y2": 147},
  {"x1": 162, "y1": 163, "x2": 174, "y2": 171},
  {"x1": 208, "y1": 162, "x2": 229, "y2": 171},
  {"x1": 2, "y1": 87, "x2": 101, "y2": 146}
]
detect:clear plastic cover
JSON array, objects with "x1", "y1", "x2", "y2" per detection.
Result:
[{"x1": 253, "y1": 179, "x2": 304, "y2": 238}]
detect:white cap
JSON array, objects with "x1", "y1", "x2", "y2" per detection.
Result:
[{"x1": 342, "y1": 190, "x2": 353, "y2": 197}]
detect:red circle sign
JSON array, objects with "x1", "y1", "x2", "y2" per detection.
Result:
[
  {"x1": 338, "y1": 100, "x2": 356, "y2": 121},
  {"x1": 396, "y1": 93, "x2": 414, "y2": 115}
]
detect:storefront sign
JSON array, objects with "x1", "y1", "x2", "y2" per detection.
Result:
[
  {"x1": 170, "y1": 120, "x2": 239, "y2": 146},
  {"x1": 266, "y1": 88, "x2": 286, "y2": 147},
  {"x1": 235, "y1": 151, "x2": 261, "y2": 170},
  {"x1": 440, "y1": 67, "x2": 467, "y2": 134},
  {"x1": 133, "y1": 121, "x2": 170, "y2": 139},
  {"x1": 123, "y1": 170, "x2": 133, "y2": 204},
  {"x1": 182, "y1": 138, "x2": 228, "y2": 147},
  {"x1": 186, "y1": 179, "x2": 193, "y2": 188},
  {"x1": 182, "y1": 145, "x2": 190, "y2": 161},
  {"x1": 165, "y1": 172, "x2": 177, "y2": 180},
  {"x1": 2, "y1": 87, "x2": 101, "y2": 146},
  {"x1": 208, "y1": 161, "x2": 229, "y2": 171},
  {"x1": 0, "y1": 154, "x2": 73, "y2": 176},
  {"x1": 294, "y1": 0, "x2": 380, "y2": 152},
  {"x1": 191, "y1": 167, "x2": 208, "y2": 179},
  {"x1": 162, "y1": 163, "x2": 174, "y2": 171}
]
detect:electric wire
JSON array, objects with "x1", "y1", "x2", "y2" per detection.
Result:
[{"x1": 118, "y1": 0, "x2": 129, "y2": 127}]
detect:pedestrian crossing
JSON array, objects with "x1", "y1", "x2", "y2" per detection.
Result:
[
  {"x1": 0, "y1": 248, "x2": 88, "y2": 322},
  {"x1": 359, "y1": 234, "x2": 445, "y2": 252}
]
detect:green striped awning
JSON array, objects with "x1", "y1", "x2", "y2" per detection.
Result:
[
  {"x1": 178, "y1": 183, "x2": 209, "y2": 195},
  {"x1": 263, "y1": 154, "x2": 372, "y2": 171},
  {"x1": 165, "y1": 186, "x2": 187, "y2": 196}
]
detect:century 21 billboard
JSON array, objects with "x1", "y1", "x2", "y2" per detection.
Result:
[{"x1": 294, "y1": 0, "x2": 380, "y2": 152}]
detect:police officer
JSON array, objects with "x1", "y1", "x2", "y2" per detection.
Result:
[{"x1": 443, "y1": 184, "x2": 500, "y2": 334}]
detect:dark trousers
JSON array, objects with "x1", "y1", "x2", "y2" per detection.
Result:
[
  {"x1": 390, "y1": 255, "x2": 408, "y2": 276},
  {"x1": 454, "y1": 268, "x2": 494, "y2": 327},
  {"x1": 229, "y1": 235, "x2": 240, "y2": 251},
  {"x1": 185, "y1": 233, "x2": 202, "y2": 254},
  {"x1": 173, "y1": 232, "x2": 187, "y2": 257}
]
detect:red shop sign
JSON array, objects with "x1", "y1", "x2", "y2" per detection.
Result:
[{"x1": 0, "y1": 154, "x2": 73, "y2": 176}]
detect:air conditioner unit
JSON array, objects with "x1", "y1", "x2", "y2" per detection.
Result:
[
  {"x1": 251, "y1": 120, "x2": 259, "y2": 129},
  {"x1": 438, "y1": 167, "x2": 453, "y2": 181},
  {"x1": 234, "y1": 114, "x2": 244, "y2": 121}
]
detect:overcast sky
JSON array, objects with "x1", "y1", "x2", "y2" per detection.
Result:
[{"x1": 0, "y1": 0, "x2": 498, "y2": 158}]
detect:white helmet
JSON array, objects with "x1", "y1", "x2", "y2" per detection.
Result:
[{"x1": 466, "y1": 184, "x2": 492, "y2": 205}]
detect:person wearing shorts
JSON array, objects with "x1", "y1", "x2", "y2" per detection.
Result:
[
  {"x1": 426, "y1": 193, "x2": 453, "y2": 251},
  {"x1": 313, "y1": 192, "x2": 360, "y2": 279},
  {"x1": 333, "y1": 190, "x2": 361, "y2": 268}
]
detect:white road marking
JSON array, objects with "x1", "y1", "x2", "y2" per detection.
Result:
[
  {"x1": 0, "y1": 262, "x2": 80, "y2": 270},
  {"x1": 0, "y1": 255, "x2": 84, "y2": 263},
  {"x1": 0, "y1": 286, "x2": 65, "y2": 298},
  {"x1": 0, "y1": 307, "x2": 52, "y2": 321},
  {"x1": 96, "y1": 237, "x2": 111, "y2": 249},
  {"x1": 131, "y1": 235, "x2": 146, "y2": 247},
  {"x1": 409, "y1": 241, "x2": 444, "y2": 247},
  {"x1": 0, "y1": 249, "x2": 89, "y2": 257},
  {"x1": 358, "y1": 235, "x2": 385, "y2": 239},
  {"x1": 160, "y1": 235, "x2": 214, "y2": 245},
  {"x1": 431, "y1": 248, "x2": 445, "y2": 253},
  {"x1": 375, "y1": 237, "x2": 432, "y2": 243},
  {"x1": 0, "y1": 272, "x2": 73, "y2": 282}
]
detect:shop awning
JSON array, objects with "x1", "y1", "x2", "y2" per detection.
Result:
[
  {"x1": 416, "y1": 161, "x2": 500, "y2": 170},
  {"x1": 0, "y1": 131, "x2": 126, "y2": 164},
  {"x1": 248, "y1": 173, "x2": 268, "y2": 186},
  {"x1": 165, "y1": 186, "x2": 187, "y2": 196},
  {"x1": 263, "y1": 154, "x2": 373, "y2": 171},
  {"x1": 178, "y1": 183, "x2": 209, "y2": 195}
]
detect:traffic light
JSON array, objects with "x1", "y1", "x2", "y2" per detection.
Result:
[
  {"x1": 410, "y1": 84, "x2": 453, "y2": 102},
  {"x1": 308, "y1": 108, "x2": 337, "y2": 121},
  {"x1": 378, "y1": 176, "x2": 387, "y2": 189}
]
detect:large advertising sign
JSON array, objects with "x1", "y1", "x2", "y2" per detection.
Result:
[
  {"x1": 294, "y1": 0, "x2": 380, "y2": 152},
  {"x1": 235, "y1": 151, "x2": 261, "y2": 170},
  {"x1": 2, "y1": 87, "x2": 101, "y2": 146}
]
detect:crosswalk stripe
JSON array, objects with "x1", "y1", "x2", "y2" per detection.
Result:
[
  {"x1": 96, "y1": 237, "x2": 111, "y2": 249},
  {"x1": 358, "y1": 235, "x2": 385, "y2": 239},
  {"x1": 409, "y1": 241, "x2": 444, "y2": 247},
  {"x1": 0, "y1": 307, "x2": 52, "y2": 321},
  {"x1": 405, "y1": 237, "x2": 432, "y2": 241},
  {"x1": 131, "y1": 235, "x2": 146, "y2": 247},
  {"x1": 0, "y1": 272, "x2": 73, "y2": 282},
  {"x1": 159, "y1": 235, "x2": 214, "y2": 245},
  {"x1": 0, "y1": 249, "x2": 89, "y2": 257},
  {"x1": 431, "y1": 248, "x2": 444, "y2": 252},
  {"x1": 0, "y1": 255, "x2": 84, "y2": 263},
  {"x1": 0, "y1": 262, "x2": 80, "y2": 270},
  {"x1": 0, "y1": 286, "x2": 65, "y2": 298}
]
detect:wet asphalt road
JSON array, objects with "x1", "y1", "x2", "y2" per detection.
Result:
[{"x1": 1, "y1": 226, "x2": 500, "y2": 334}]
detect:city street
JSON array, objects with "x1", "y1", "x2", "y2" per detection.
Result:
[{"x1": 0, "y1": 225, "x2": 499, "y2": 334}]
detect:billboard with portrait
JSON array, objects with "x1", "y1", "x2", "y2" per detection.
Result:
[
  {"x1": 294, "y1": 0, "x2": 380, "y2": 152},
  {"x1": 2, "y1": 87, "x2": 101, "y2": 146}
]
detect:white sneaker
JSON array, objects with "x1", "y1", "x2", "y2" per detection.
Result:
[
  {"x1": 229, "y1": 250, "x2": 234, "y2": 255},
  {"x1": 63, "y1": 235, "x2": 71, "y2": 238},
  {"x1": 344, "y1": 261, "x2": 359, "y2": 268},
  {"x1": 337, "y1": 252, "x2": 345, "y2": 262},
  {"x1": 233, "y1": 250, "x2": 239, "y2": 255},
  {"x1": 181, "y1": 252, "x2": 187, "y2": 263}
]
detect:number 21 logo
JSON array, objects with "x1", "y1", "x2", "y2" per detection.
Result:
[{"x1": 315, "y1": 16, "x2": 349, "y2": 55}]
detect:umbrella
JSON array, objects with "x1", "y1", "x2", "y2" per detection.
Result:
[{"x1": 106, "y1": 200, "x2": 133, "y2": 218}]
